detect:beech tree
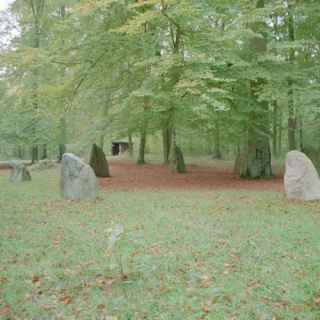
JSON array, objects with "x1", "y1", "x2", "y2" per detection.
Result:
[{"x1": 0, "y1": 0, "x2": 319, "y2": 176}]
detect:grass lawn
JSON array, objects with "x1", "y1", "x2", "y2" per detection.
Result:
[{"x1": 1, "y1": 168, "x2": 320, "y2": 319}]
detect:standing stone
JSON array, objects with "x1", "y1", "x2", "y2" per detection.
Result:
[
  {"x1": 9, "y1": 161, "x2": 31, "y2": 183},
  {"x1": 284, "y1": 150, "x2": 320, "y2": 201},
  {"x1": 89, "y1": 143, "x2": 110, "y2": 177},
  {"x1": 61, "y1": 153, "x2": 97, "y2": 200}
]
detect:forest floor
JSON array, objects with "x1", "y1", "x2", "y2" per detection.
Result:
[
  {"x1": 1, "y1": 159, "x2": 320, "y2": 319},
  {"x1": 100, "y1": 158, "x2": 283, "y2": 192}
]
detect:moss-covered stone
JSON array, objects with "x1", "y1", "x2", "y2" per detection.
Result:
[{"x1": 89, "y1": 144, "x2": 110, "y2": 178}]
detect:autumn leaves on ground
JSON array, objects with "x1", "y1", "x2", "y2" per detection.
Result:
[{"x1": 1, "y1": 160, "x2": 320, "y2": 319}]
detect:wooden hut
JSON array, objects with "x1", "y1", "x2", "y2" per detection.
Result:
[{"x1": 112, "y1": 141, "x2": 130, "y2": 156}]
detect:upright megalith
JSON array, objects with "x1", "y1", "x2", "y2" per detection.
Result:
[
  {"x1": 61, "y1": 153, "x2": 97, "y2": 200},
  {"x1": 9, "y1": 161, "x2": 31, "y2": 183},
  {"x1": 284, "y1": 150, "x2": 320, "y2": 201},
  {"x1": 89, "y1": 143, "x2": 110, "y2": 177}
]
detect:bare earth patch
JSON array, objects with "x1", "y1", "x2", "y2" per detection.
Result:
[
  {"x1": 100, "y1": 160, "x2": 283, "y2": 192},
  {"x1": 0, "y1": 159, "x2": 283, "y2": 192}
]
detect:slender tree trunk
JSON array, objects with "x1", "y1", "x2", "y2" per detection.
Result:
[
  {"x1": 162, "y1": 127, "x2": 172, "y2": 164},
  {"x1": 58, "y1": 116, "x2": 67, "y2": 162},
  {"x1": 99, "y1": 135, "x2": 104, "y2": 150},
  {"x1": 99, "y1": 94, "x2": 110, "y2": 152},
  {"x1": 272, "y1": 102, "x2": 278, "y2": 158},
  {"x1": 137, "y1": 130, "x2": 146, "y2": 165},
  {"x1": 128, "y1": 133, "x2": 134, "y2": 157},
  {"x1": 29, "y1": 1, "x2": 46, "y2": 165},
  {"x1": 287, "y1": 3, "x2": 296, "y2": 150},
  {"x1": 31, "y1": 146, "x2": 39, "y2": 164},
  {"x1": 57, "y1": 5, "x2": 68, "y2": 162},
  {"x1": 288, "y1": 84, "x2": 296, "y2": 150},
  {"x1": 169, "y1": 128, "x2": 177, "y2": 171},
  {"x1": 169, "y1": 129, "x2": 186, "y2": 173},
  {"x1": 278, "y1": 109, "x2": 283, "y2": 156},
  {"x1": 42, "y1": 144, "x2": 47, "y2": 159},
  {"x1": 298, "y1": 114, "x2": 304, "y2": 152},
  {"x1": 212, "y1": 116, "x2": 222, "y2": 159},
  {"x1": 17, "y1": 146, "x2": 23, "y2": 159}
]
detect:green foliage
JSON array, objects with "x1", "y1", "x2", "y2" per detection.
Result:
[{"x1": 0, "y1": 0, "x2": 319, "y2": 159}]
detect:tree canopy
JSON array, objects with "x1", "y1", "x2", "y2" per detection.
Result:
[{"x1": 0, "y1": 0, "x2": 319, "y2": 175}]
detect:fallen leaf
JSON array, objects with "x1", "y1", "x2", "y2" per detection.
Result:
[
  {"x1": 314, "y1": 295, "x2": 320, "y2": 306},
  {"x1": 41, "y1": 304, "x2": 53, "y2": 310},
  {"x1": 290, "y1": 305, "x2": 303, "y2": 313},
  {"x1": 59, "y1": 295, "x2": 71, "y2": 305},
  {"x1": 32, "y1": 275, "x2": 40, "y2": 284},
  {"x1": 96, "y1": 276, "x2": 115, "y2": 288},
  {"x1": 0, "y1": 305, "x2": 10, "y2": 317},
  {"x1": 131, "y1": 250, "x2": 139, "y2": 257},
  {"x1": 0, "y1": 277, "x2": 7, "y2": 284},
  {"x1": 200, "y1": 275, "x2": 212, "y2": 288},
  {"x1": 201, "y1": 306, "x2": 210, "y2": 314},
  {"x1": 121, "y1": 274, "x2": 128, "y2": 281}
]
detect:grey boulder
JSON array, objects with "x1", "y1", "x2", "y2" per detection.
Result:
[
  {"x1": 284, "y1": 150, "x2": 320, "y2": 201},
  {"x1": 60, "y1": 153, "x2": 97, "y2": 200},
  {"x1": 9, "y1": 161, "x2": 31, "y2": 183}
]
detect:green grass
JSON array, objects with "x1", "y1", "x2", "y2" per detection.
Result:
[{"x1": 1, "y1": 169, "x2": 320, "y2": 319}]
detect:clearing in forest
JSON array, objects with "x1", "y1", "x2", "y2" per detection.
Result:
[
  {"x1": 100, "y1": 159, "x2": 283, "y2": 192},
  {"x1": 1, "y1": 161, "x2": 320, "y2": 319}
]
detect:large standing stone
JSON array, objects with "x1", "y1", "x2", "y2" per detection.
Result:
[
  {"x1": 61, "y1": 153, "x2": 97, "y2": 200},
  {"x1": 89, "y1": 143, "x2": 110, "y2": 177},
  {"x1": 284, "y1": 150, "x2": 320, "y2": 201},
  {"x1": 9, "y1": 161, "x2": 31, "y2": 183}
]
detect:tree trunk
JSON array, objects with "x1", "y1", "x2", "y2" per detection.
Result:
[
  {"x1": 287, "y1": 4, "x2": 296, "y2": 151},
  {"x1": 57, "y1": 5, "x2": 68, "y2": 162},
  {"x1": 212, "y1": 117, "x2": 222, "y2": 159},
  {"x1": 128, "y1": 133, "x2": 133, "y2": 157},
  {"x1": 240, "y1": 0, "x2": 272, "y2": 179},
  {"x1": 272, "y1": 102, "x2": 278, "y2": 158},
  {"x1": 99, "y1": 135, "x2": 104, "y2": 150},
  {"x1": 298, "y1": 114, "x2": 304, "y2": 152},
  {"x1": 234, "y1": 151, "x2": 247, "y2": 177},
  {"x1": 169, "y1": 129, "x2": 186, "y2": 173},
  {"x1": 31, "y1": 146, "x2": 39, "y2": 164},
  {"x1": 58, "y1": 116, "x2": 67, "y2": 162},
  {"x1": 246, "y1": 121, "x2": 272, "y2": 178},
  {"x1": 236, "y1": 109, "x2": 272, "y2": 179},
  {"x1": 278, "y1": 109, "x2": 283, "y2": 156},
  {"x1": 17, "y1": 146, "x2": 24, "y2": 159},
  {"x1": 243, "y1": 76, "x2": 272, "y2": 179},
  {"x1": 42, "y1": 144, "x2": 47, "y2": 160},
  {"x1": 288, "y1": 84, "x2": 296, "y2": 151},
  {"x1": 162, "y1": 127, "x2": 172, "y2": 164},
  {"x1": 137, "y1": 130, "x2": 146, "y2": 165}
]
